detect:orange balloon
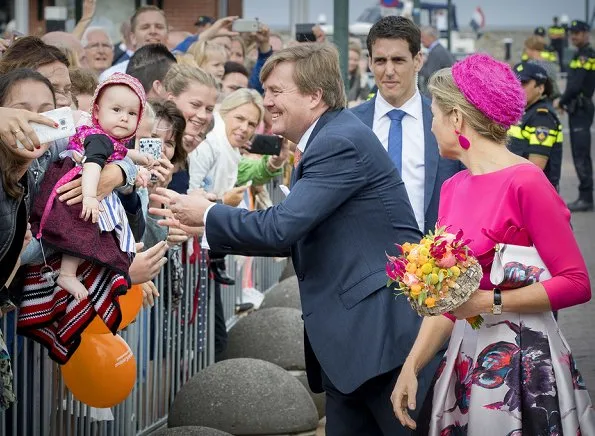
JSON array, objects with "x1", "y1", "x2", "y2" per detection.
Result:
[
  {"x1": 61, "y1": 333, "x2": 136, "y2": 408},
  {"x1": 85, "y1": 284, "x2": 143, "y2": 334}
]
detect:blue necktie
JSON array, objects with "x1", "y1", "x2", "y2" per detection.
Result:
[{"x1": 387, "y1": 109, "x2": 406, "y2": 174}]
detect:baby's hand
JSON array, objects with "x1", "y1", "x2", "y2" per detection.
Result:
[
  {"x1": 135, "y1": 167, "x2": 152, "y2": 188},
  {"x1": 81, "y1": 196, "x2": 100, "y2": 223}
]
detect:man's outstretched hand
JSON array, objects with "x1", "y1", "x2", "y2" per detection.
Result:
[{"x1": 149, "y1": 188, "x2": 215, "y2": 229}]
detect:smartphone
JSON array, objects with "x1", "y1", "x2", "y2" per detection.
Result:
[
  {"x1": 295, "y1": 23, "x2": 317, "y2": 43},
  {"x1": 138, "y1": 138, "x2": 162, "y2": 181},
  {"x1": 249, "y1": 134, "x2": 282, "y2": 156},
  {"x1": 16, "y1": 107, "x2": 75, "y2": 149},
  {"x1": 232, "y1": 19, "x2": 261, "y2": 33}
]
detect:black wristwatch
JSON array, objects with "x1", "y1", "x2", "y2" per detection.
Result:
[{"x1": 492, "y1": 288, "x2": 502, "y2": 315}]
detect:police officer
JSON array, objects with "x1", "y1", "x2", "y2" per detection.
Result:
[
  {"x1": 509, "y1": 62, "x2": 563, "y2": 190},
  {"x1": 548, "y1": 17, "x2": 567, "y2": 71},
  {"x1": 530, "y1": 26, "x2": 558, "y2": 63},
  {"x1": 557, "y1": 20, "x2": 595, "y2": 212}
]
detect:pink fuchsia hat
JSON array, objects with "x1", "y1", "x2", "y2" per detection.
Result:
[{"x1": 451, "y1": 53, "x2": 525, "y2": 129}]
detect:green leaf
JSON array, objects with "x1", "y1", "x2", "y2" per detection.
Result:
[{"x1": 438, "y1": 271, "x2": 444, "y2": 282}]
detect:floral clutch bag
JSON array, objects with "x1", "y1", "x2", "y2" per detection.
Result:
[{"x1": 489, "y1": 243, "x2": 551, "y2": 289}]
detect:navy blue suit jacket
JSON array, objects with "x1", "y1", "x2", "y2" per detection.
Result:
[
  {"x1": 206, "y1": 109, "x2": 430, "y2": 394},
  {"x1": 351, "y1": 95, "x2": 462, "y2": 234}
]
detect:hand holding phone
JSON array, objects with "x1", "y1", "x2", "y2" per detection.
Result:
[
  {"x1": 16, "y1": 107, "x2": 75, "y2": 149},
  {"x1": 249, "y1": 134, "x2": 282, "y2": 156}
]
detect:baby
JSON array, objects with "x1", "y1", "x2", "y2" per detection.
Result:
[{"x1": 32, "y1": 73, "x2": 150, "y2": 301}]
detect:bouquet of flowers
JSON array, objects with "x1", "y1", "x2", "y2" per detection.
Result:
[{"x1": 386, "y1": 226, "x2": 484, "y2": 329}]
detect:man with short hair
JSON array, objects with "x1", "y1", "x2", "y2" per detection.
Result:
[
  {"x1": 352, "y1": 16, "x2": 461, "y2": 235},
  {"x1": 82, "y1": 26, "x2": 114, "y2": 76},
  {"x1": 221, "y1": 61, "x2": 249, "y2": 97},
  {"x1": 418, "y1": 25, "x2": 454, "y2": 95},
  {"x1": 126, "y1": 43, "x2": 176, "y2": 99},
  {"x1": 100, "y1": 5, "x2": 168, "y2": 81},
  {"x1": 150, "y1": 43, "x2": 435, "y2": 435}
]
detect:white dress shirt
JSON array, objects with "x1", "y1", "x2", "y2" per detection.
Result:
[
  {"x1": 373, "y1": 90, "x2": 426, "y2": 232},
  {"x1": 202, "y1": 118, "x2": 320, "y2": 249},
  {"x1": 296, "y1": 118, "x2": 319, "y2": 153}
]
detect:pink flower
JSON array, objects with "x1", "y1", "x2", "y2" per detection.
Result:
[
  {"x1": 402, "y1": 273, "x2": 420, "y2": 287},
  {"x1": 386, "y1": 256, "x2": 407, "y2": 281},
  {"x1": 436, "y1": 251, "x2": 457, "y2": 268}
]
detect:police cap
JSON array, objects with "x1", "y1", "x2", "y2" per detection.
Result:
[
  {"x1": 569, "y1": 20, "x2": 590, "y2": 32},
  {"x1": 534, "y1": 26, "x2": 546, "y2": 37},
  {"x1": 513, "y1": 62, "x2": 553, "y2": 96}
]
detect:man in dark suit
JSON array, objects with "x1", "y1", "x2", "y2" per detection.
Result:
[
  {"x1": 352, "y1": 16, "x2": 461, "y2": 235},
  {"x1": 418, "y1": 25, "x2": 455, "y2": 96},
  {"x1": 150, "y1": 43, "x2": 439, "y2": 435}
]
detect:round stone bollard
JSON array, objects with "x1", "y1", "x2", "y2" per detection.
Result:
[
  {"x1": 225, "y1": 307, "x2": 304, "y2": 369},
  {"x1": 154, "y1": 426, "x2": 233, "y2": 436},
  {"x1": 294, "y1": 372, "x2": 326, "y2": 420},
  {"x1": 260, "y1": 276, "x2": 301, "y2": 311},
  {"x1": 278, "y1": 259, "x2": 296, "y2": 282},
  {"x1": 168, "y1": 358, "x2": 318, "y2": 435},
  {"x1": 225, "y1": 307, "x2": 325, "y2": 418}
]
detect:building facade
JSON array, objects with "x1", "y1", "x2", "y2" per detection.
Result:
[{"x1": 8, "y1": 0, "x2": 242, "y2": 41}]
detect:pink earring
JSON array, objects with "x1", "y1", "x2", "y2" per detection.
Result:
[{"x1": 455, "y1": 130, "x2": 470, "y2": 150}]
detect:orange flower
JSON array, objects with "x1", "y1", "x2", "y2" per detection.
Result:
[{"x1": 425, "y1": 297, "x2": 436, "y2": 307}]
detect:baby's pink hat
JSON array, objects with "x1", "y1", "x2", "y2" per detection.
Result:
[{"x1": 452, "y1": 53, "x2": 525, "y2": 128}]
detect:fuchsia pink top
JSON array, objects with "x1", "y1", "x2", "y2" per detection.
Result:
[{"x1": 439, "y1": 163, "x2": 591, "y2": 313}]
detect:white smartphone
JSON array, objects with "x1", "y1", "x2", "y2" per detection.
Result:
[
  {"x1": 138, "y1": 138, "x2": 162, "y2": 181},
  {"x1": 138, "y1": 137, "x2": 162, "y2": 160},
  {"x1": 17, "y1": 107, "x2": 75, "y2": 149},
  {"x1": 232, "y1": 19, "x2": 261, "y2": 33}
]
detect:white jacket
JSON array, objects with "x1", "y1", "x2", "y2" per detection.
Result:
[{"x1": 188, "y1": 113, "x2": 241, "y2": 197}]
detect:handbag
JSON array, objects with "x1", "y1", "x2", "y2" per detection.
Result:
[{"x1": 490, "y1": 243, "x2": 551, "y2": 289}]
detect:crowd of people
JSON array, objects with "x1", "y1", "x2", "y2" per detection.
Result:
[{"x1": 0, "y1": 2, "x2": 594, "y2": 435}]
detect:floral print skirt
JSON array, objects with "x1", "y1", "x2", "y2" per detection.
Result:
[{"x1": 430, "y1": 312, "x2": 595, "y2": 435}]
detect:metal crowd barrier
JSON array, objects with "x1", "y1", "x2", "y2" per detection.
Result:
[{"x1": 0, "y1": 179, "x2": 288, "y2": 436}]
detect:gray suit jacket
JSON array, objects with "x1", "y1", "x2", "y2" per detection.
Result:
[{"x1": 419, "y1": 43, "x2": 455, "y2": 94}]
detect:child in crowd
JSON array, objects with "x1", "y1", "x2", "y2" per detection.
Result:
[
  {"x1": 188, "y1": 40, "x2": 227, "y2": 82},
  {"x1": 69, "y1": 68, "x2": 98, "y2": 113},
  {"x1": 30, "y1": 73, "x2": 150, "y2": 301}
]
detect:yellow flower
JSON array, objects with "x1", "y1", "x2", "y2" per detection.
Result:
[
  {"x1": 430, "y1": 273, "x2": 439, "y2": 285},
  {"x1": 425, "y1": 297, "x2": 436, "y2": 308},
  {"x1": 418, "y1": 255, "x2": 429, "y2": 265},
  {"x1": 415, "y1": 268, "x2": 424, "y2": 278},
  {"x1": 407, "y1": 254, "x2": 417, "y2": 263},
  {"x1": 406, "y1": 262, "x2": 417, "y2": 273},
  {"x1": 402, "y1": 242, "x2": 412, "y2": 253},
  {"x1": 420, "y1": 247, "x2": 430, "y2": 257},
  {"x1": 432, "y1": 267, "x2": 440, "y2": 275},
  {"x1": 421, "y1": 263, "x2": 433, "y2": 275},
  {"x1": 420, "y1": 238, "x2": 430, "y2": 246},
  {"x1": 440, "y1": 269, "x2": 449, "y2": 277},
  {"x1": 450, "y1": 266, "x2": 461, "y2": 277},
  {"x1": 410, "y1": 284, "x2": 422, "y2": 297}
]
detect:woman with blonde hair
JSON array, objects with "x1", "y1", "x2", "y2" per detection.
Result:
[
  {"x1": 188, "y1": 88, "x2": 264, "y2": 199},
  {"x1": 391, "y1": 53, "x2": 594, "y2": 435},
  {"x1": 163, "y1": 63, "x2": 219, "y2": 153}
]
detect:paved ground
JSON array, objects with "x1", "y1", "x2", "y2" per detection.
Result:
[{"x1": 556, "y1": 123, "x2": 595, "y2": 401}]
